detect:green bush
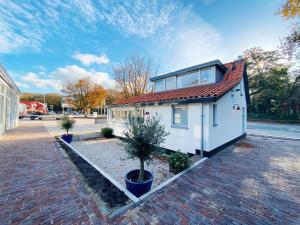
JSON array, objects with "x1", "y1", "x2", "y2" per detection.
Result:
[
  {"x1": 101, "y1": 127, "x2": 113, "y2": 138},
  {"x1": 168, "y1": 150, "x2": 190, "y2": 174},
  {"x1": 59, "y1": 115, "x2": 75, "y2": 135}
]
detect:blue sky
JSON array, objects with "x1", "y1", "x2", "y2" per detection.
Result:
[{"x1": 0, "y1": 0, "x2": 291, "y2": 93}]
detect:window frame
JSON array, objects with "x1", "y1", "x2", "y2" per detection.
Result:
[
  {"x1": 171, "y1": 105, "x2": 188, "y2": 129},
  {"x1": 154, "y1": 79, "x2": 165, "y2": 92}
]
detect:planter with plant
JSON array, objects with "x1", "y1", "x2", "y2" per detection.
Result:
[
  {"x1": 59, "y1": 114, "x2": 75, "y2": 143},
  {"x1": 122, "y1": 115, "x2": 169, "y2": 197},
  {"x1": 168, "y1": 150, "x2": 190, "y2": 174},
  {"x1": 101, "y1": 127, "x2": 113, "y2": 138}
]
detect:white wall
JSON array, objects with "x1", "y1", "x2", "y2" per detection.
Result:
[
  {"x1": 107, "y1": 80, "x2": 247, "y2": 154},
  {"x1": 207, "y1": 80, "x2": 247, "y2": 151},
  {"x1": 0, "y1": 78, "x2": 20, "y2": 136},
  {"x1": 108, "y1": 103, "x2": 209, "y2": 154}
]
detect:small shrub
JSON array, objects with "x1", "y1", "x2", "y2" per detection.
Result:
[
  {"x1": 101, "y1": 127, "x2": 113, "y2": 138},
  {"x1": 59, "y1": 115, "x2": 75, "y2": 135},
  {"x1": 168, "y1": 150, "x2": 190, "y2": 174}
]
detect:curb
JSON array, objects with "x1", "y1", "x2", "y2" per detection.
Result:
[{"x1": 248, "y1": 133, "x2": 300, "y2": 141}]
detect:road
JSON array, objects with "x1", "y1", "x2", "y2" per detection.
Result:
[{"x1": 247, "y1": 121, "x2": 300, "y2": 139}]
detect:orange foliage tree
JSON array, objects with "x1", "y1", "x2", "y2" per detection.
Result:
[{"x1": 62, "y1": 78, "x2": 107, "y2": 116}]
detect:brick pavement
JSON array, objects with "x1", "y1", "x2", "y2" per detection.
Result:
[
  {"x1": 1, "y1": 121, "x2": 300, "y2": 225},
  {"x1": 0, "y1": 121, "x2": 106, "y2": 225},
  {"x1": 111, "y1": 136, "x2": 300, "y2": 225}
]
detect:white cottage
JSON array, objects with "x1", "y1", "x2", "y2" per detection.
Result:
[
  {"x1": 107, "y1": 59, "x2": 249, "y2": 157},
  {"x1": 0, "y1": 64, "x2": 22, "y2": 137}
]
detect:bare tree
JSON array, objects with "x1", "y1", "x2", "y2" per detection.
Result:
[{"x1": 112, "y1": 54, "x2": 158, "y2": 99}]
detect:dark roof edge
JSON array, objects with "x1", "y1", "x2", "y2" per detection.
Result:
[
  {"x1": 108, "y1": 96, "x2": 217, "y2": 108},
  {"x1": 150, "y1": 60, "x2": 227, "y2": 82}
]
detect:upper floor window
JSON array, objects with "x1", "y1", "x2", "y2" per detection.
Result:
[
  {"x1": 201, "y1": 68, "x2": 215, "y2": 84},
  {"x1": 154, "y1": 79, "x2": 165, "y2": 92},
  {"x1": 166, "y1": 77, "x2": 176, "y2": 90},
  {"x1": 177, "y1": 71, "x2": 199, "y2": 88}
]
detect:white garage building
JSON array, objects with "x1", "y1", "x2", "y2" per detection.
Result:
[
  {"x1": 0, "y1": 64, "x2": 22, "y2": 137},
  {"x1": 107, "y1": 59, "x2": 250, "y2": 157}
]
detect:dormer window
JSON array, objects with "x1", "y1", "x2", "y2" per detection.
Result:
[
  {"x1": 200, "y1": 68, "x2": 215, "y2": 84},
  {"x1": 151, "y1": 60, "x2": 225, "y2": 93},
  {"x1": 154, "y1": 79, "x2": 165, "y2": 92},
  {"x1": 177, "y1": 71, "x2": 199, "y2": 88}
]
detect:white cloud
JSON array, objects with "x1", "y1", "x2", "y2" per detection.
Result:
[
  {"x1": 72, "y1": 53, "x2": 110, "y2": 66},
  {"x1": 0, "y1": 0, "x2": 178, "y2": 53},
  {"x1": 15, "y1": 82, "x2": 30, "y2": 89},
  {"x1": 50, "y1": 65, "x2": 115, "y2": 88},
  {"x1": 20, "y1": 65, "x2": 115, "y2": 91},
  {"x1": 97, "y1": 0, "x2": 175, "y2": 37},
  {"x1": 21, "y1": 72, "x2": 62, "y2": 91}
]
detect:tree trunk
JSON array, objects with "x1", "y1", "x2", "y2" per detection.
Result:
[{"x1": 138, "y1": 158, "x2": 145, "y2": 182}]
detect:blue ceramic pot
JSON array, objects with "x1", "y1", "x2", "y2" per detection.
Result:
[{"x1": 125, "y1": 169, "x2": 153, "y2": 197}]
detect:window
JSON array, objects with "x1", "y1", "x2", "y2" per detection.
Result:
[
  {"x1": 213, "y1": 104, "x2": 217, "y2": 127},
  {"x1": 201, "y1": 68, "x2": 214, "y2": 84},
  {"x1": 154, "y1": 79, "x2": 165, "y2": 92},
  {"x1": 177, "y1": 71, "x2": 199, "y2": 88},
  {"x1": 0, "y1": 96, "x2": 3, "y2": 124},
  {"x1": 172, "y1": 106, "x2": 188, "y2": 128},
  {"x1": 165, "y1": 77, "x2": 176, "y2": 90}
]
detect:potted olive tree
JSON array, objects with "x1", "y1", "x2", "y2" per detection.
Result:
[
  {"x1": 122, "y1": 115, "x2": 169, "y2": 197},
  {"x1": 59, "y1": 114, "x2": 75, "y2": 143}
]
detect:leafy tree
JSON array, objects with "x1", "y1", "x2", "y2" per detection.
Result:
[
  {"x1": 21, "y1": 92, "x2": 62, "y2": 111},
  {"x1": 243, "y1": 47, "x2": 285, "y2": 96},
  {"x1": 122, "y1": 116, "x2": 169, "y2": 182},
  {"x1": 250, "y1": 67, "x2": 292, "y2": 115},
  {"x1": 280, "y1": 0, "x2": 300, "y2": 18},
  {"x1": 62, "y1": 78, "x2": 107, "y2": 117}
]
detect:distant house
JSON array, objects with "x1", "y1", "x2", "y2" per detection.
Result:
[
  {"x1": 107, "y1": 59, "x2": 249, "y2": 157},
  {"x1": 20, "y1": 101, "x2": 48, "y2": 114},
  {"x1": 0, "y1": 64, "x2": 22, "y2": 137}
]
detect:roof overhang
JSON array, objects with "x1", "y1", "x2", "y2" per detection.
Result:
[
  {"x1": 150, "y1": 60, "x2": 227, "y2": 82},
  {"x1": 0, "y1": 64, "x2": 22, "y2": 96},
  {"x1": 108, "y1": 96, "x2": 217, "y2": 108}
]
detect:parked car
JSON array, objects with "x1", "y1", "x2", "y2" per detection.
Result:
[{"x1": 30, "y1": 112, "x2": 43, "y2": 120}]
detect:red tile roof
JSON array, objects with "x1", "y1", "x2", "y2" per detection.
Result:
[{"x1": 112, "y1": 60, "x2": 246, "y2": 105}]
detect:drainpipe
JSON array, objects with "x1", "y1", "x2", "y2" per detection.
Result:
[{"x1": 200, "y1": 103, "x2": 204, "y2": 158}]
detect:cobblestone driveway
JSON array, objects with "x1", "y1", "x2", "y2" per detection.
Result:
[{"x1": 1, "y1": 121, "x2": 300, "y2": 225}]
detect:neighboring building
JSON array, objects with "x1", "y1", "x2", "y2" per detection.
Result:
[
  {"x1": 0, "y1": 64, "x2": 22, "y2": 136},
  {"x1": 107, "y1": 59, "x2": 250, "y2": 157},
  {"x1": 19, "y1": 103, "x2": 28, "y2": 118},
  {"x1": 20, "y1": 101, "x2": 48, "y2": 114}
]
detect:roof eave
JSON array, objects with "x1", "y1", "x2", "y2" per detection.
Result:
[
  {"x1": 150, "y1": 60, "x2": 227, "y2": 82},
  {"x1": 109, "y1": 96, "x2": 217, "y2": 107}
]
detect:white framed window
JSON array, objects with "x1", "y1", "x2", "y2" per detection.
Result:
[
  {"x1": 165, "y1": 77, "x2": 176, "y2": 90},
  {"x1": 213, "y1": 104, "x2": 218, "y2": 127},
  {"x1": 154, "y1": 79, "x2": 165, "y2": 92},
  {"x1": 172, "y1": 105, "x2": 188, "y2": 128}
]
